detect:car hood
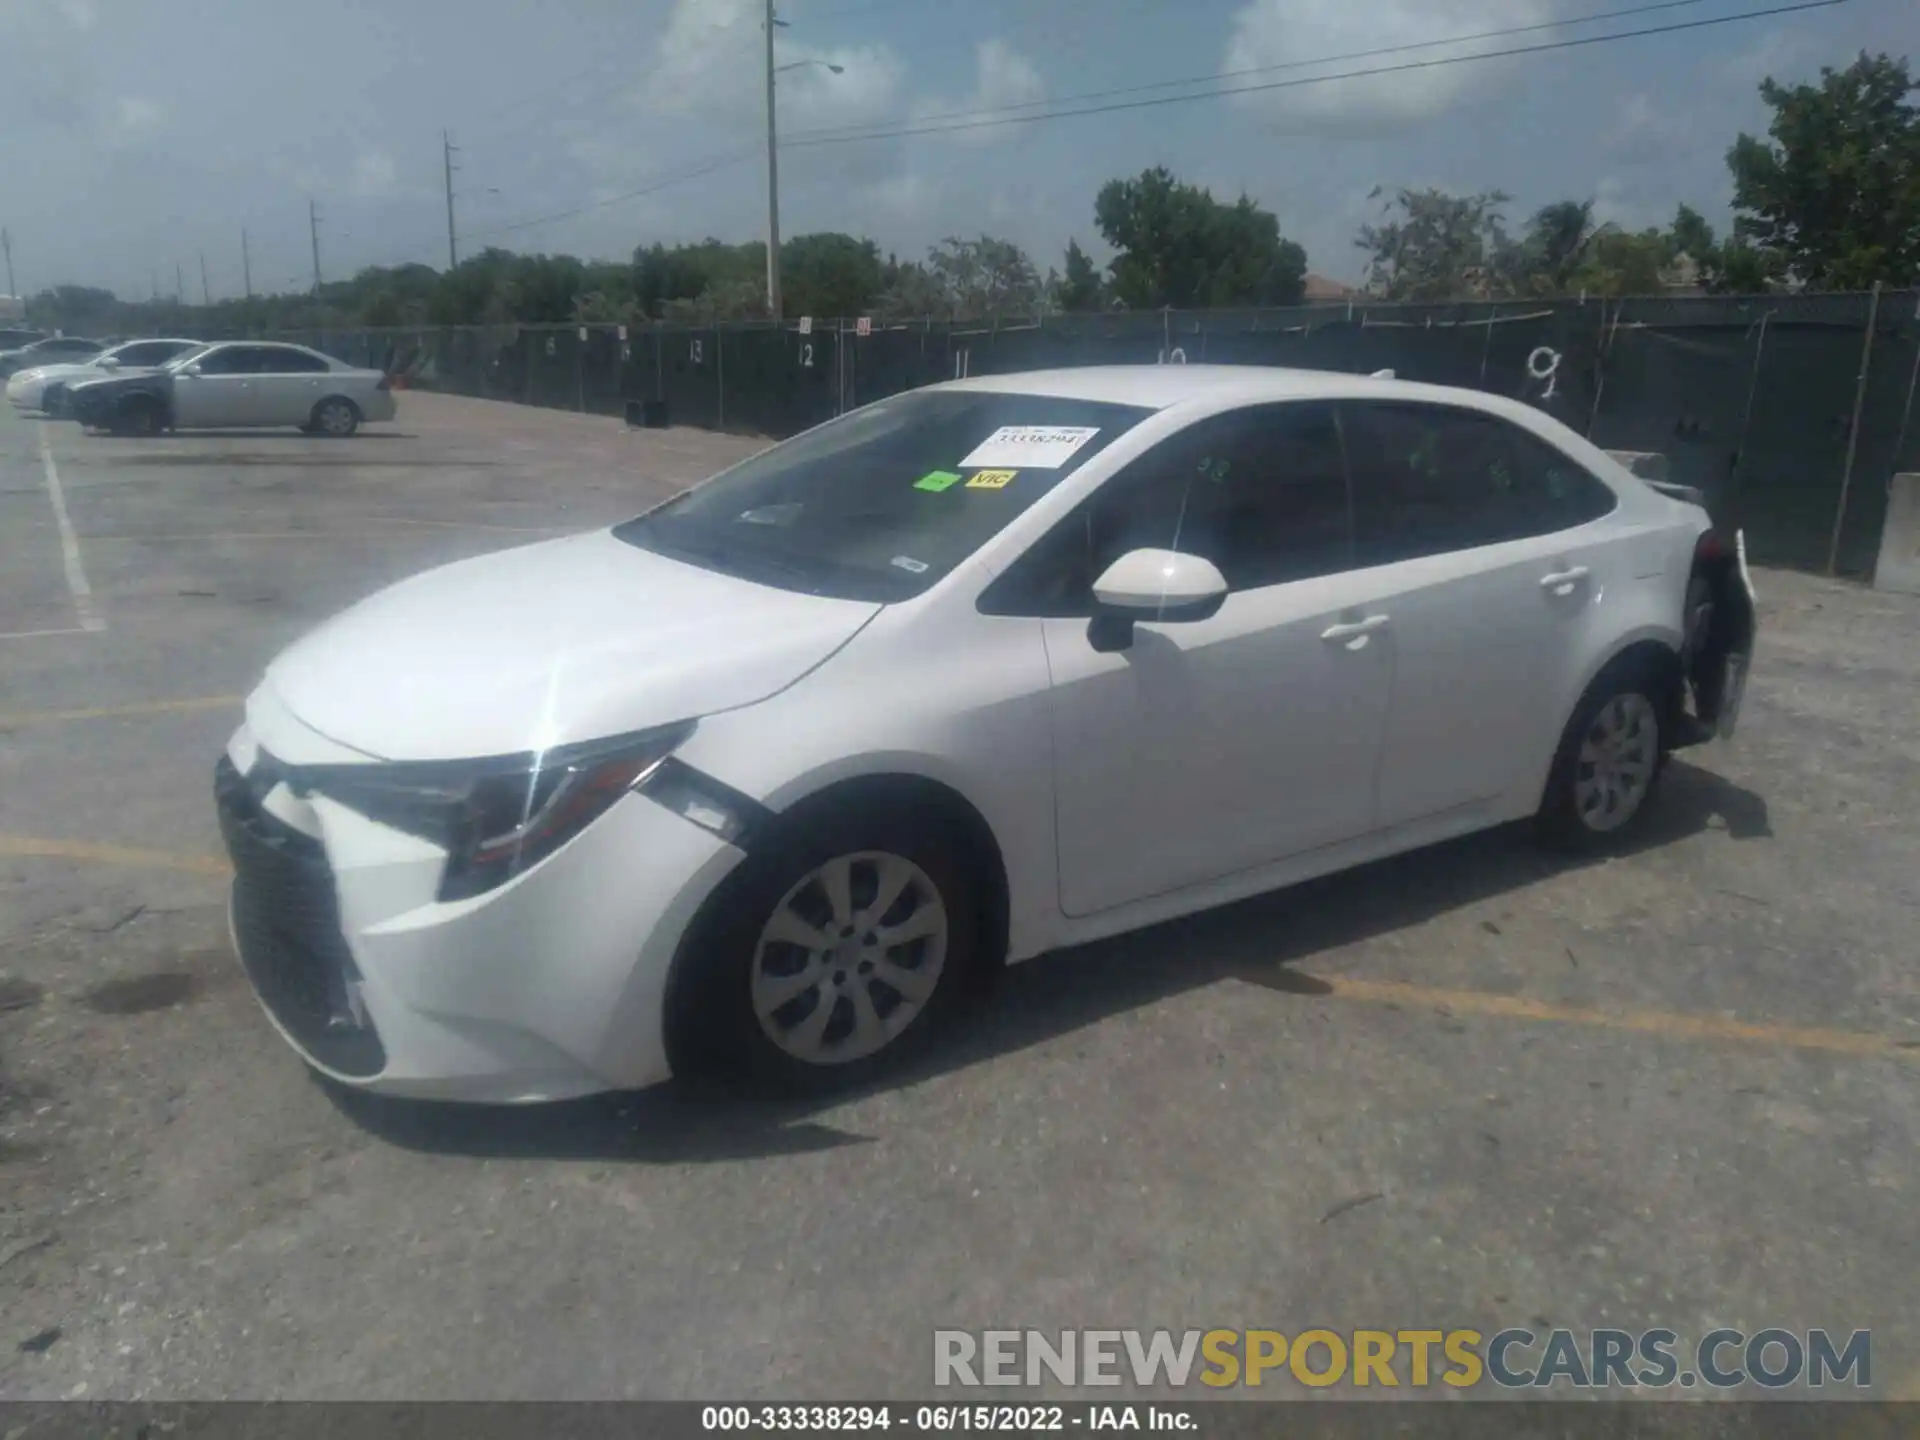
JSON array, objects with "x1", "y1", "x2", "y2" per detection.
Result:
[{"x1": 262, "y1": 528, "x2": 883, "y2": 762}]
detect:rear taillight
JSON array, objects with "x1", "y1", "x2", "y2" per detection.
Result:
[
  {"x1": 1694, "y1": 529, "x2": 1727, "y2": 563},
  {"x1": 376, "y1": 374, "x2": 392, "y2": 391}
]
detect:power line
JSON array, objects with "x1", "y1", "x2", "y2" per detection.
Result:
[
  {"x1": 460, "y1": 148, "x2": 763, "y2": 242},
  {"x1": 785, "y1": 0, "x2": 1721, "y2": 141},
  {"x1": 231, "y1": 0, "x2": 1844, "y2": 274},
  {"x1": 782, "y1": 0, "x2": 1850, "y2": 149}
]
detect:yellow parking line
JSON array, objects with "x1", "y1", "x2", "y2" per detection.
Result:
[
  {"x1": 0, "y1": 695, "x2": 241, "y2": 727},
  {"x1": 1322, "y1": 976, "x2": 1920, "y2": 1065},
  {"x1": 0, "y1": 835, "x2": 230, "y2": 876}
]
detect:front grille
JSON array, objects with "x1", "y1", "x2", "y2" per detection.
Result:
[{"x1": 215, "y1": 754, "x2": 385, "y2": 1078}]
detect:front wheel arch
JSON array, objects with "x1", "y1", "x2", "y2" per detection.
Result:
[{"x1": 660, "y1": 772, "x2": 1011, "y2": 1081}]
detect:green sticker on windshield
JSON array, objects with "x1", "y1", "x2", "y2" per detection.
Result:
[{"x1": 915, "y1": 469, "x2": 964, "y2": 493}]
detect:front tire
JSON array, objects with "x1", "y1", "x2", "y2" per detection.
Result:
[
  {"x1": 1536, "y1": 660, "x2": 1670, "y2": 852},
  {"x1": 110, "y1": 396, "x2": 165, "y2": 438},
  {"x1": 41, "y1": 385, "x2": 67, "y2": 418},
  {"x1": 670, "y1": 803, "x2": 980, "y2": 1093}
]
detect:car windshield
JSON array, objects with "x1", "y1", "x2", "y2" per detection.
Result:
[{"x1": 613, "y1": 389, "x2": 1154, "y2": 602}]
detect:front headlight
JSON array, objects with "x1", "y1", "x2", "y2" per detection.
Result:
[{"x1": 299, "y1": 722, "x2": 694, "y2": 902}]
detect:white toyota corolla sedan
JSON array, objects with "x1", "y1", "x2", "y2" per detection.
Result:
[{"x1": 216, "y1": 365, "x2": 1757, "y2": 1103}]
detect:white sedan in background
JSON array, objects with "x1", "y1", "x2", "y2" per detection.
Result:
[
  {"x1": 7, "y1": 337, "x2": 203, "y2": 415},
  {"x1": 68, "y1": 340, "x2": 397, "y2": 436},
  {"x1": 215, "y1": 366, "x2": 1757, "y2": 1104}
]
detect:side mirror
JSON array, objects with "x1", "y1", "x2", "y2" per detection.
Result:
[
  {"x1": 97, "y1": 357, "x2": 121, "y2": 370},
  {"x1": 180, "y1": 362, "x2": 203, "y2": 377},
  {"x1": 1087, "y1": 548, "x2": 1229, "y2": 653}
]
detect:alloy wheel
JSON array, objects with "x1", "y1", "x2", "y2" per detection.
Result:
[
  {"x1": 749, "y1": 850, "x2": 949, "y2": 1066},
  {"x1": 1574, "y1": 693, "x2": 1659, "y2": 833}
]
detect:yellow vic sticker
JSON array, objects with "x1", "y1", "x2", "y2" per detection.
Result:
[{"x1": 966, "y1": 469, "x2": 1018, "y2": 490}]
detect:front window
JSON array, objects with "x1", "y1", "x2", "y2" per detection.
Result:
[
  {"x1": 163, "y1": 344, "x2": 215, "y2": 371},
  {"x1": 613, "y1": 389, "x2": 1155, "y2": 601}
]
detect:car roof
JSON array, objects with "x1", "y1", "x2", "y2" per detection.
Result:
[{"x1": 935, "y1": 363, "x2": 1521, "y2": 414}]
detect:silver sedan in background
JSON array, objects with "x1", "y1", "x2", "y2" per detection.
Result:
[{"x1": 66, "y1": 340, "x2": 398, "y2": 437}]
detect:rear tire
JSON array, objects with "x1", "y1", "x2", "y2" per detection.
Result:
[
  {"x1": 309, "y1": 397, "x2": 360, "y2": 437},
  {"x1": 668, "y1": 801, "x2": 981, "y2": 1094},
  {"x1": 1536, "y1": 657, "x2": 1672, "y2": 853}
]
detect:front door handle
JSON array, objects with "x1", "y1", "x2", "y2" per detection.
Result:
[
  {"x1": 1321, "y1": 614, "x2": 1390, "y2": 648},
  {"x1": 1540, "y1": 566, "x2": 1590, "y2": 595}
]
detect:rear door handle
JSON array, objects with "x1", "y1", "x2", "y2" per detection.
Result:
[
  {"x1": 1321, "y1": 614, "x2": 1390, "y2": 645},
  {"x1": 1540, "y1": 566, "x2": 1590, "y2": 594}
]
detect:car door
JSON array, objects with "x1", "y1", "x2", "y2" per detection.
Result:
[
  {"x1": 251, "y1": 347, "x2": 331, "y2": 425},
  {"x1": 1338, "y1": 400, "x2": 1623, "y2": 831},
  {"x1": 990, "y1": 402, "x2": 1394, "y2": 918},
  {"x1": 172, "y1": 345, "x2": 269, "y2": 427}
]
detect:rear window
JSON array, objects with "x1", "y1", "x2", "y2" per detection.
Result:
[{"x1": 614, "y1": 389, "x2": 1154, "y2": 601}]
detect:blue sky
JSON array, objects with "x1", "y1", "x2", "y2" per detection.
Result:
[{"x1": 0, "y1": 0, "x2": 1909, "y2": 300}]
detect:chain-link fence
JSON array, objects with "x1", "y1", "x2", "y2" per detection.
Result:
[{"x1": 266, "y1": 289, "x2": 1920, "y2": 576}]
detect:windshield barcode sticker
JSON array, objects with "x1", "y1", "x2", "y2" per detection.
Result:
[
  {"x1": 890, "y1": 555, "x2": 930, "y2": 574},
  {"x1": 960, "y1": 426, "x2": 1100, "y2": 470}
]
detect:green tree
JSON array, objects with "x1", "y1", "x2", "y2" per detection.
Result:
[
  {"x1": 1057, "y1": 238, "x2": 1106, "y2": 312},
  {"x1": 780, "y1": 233, "x2": 884, "y2": 318},
  {"x1": 873, "y1": 255, "x2": 947, "y2": 319},
  {"x1": 1354, "y1": 187, "x2": 1515, "y2": 300},
  {"x1": 632, "y1": 240, "x2": 765, "y2": 318},
  {"x1": 1519, "y1": 200, "x2": 1603, "y2": 293},
  {"x1": 1568, "y1": 229, "x2": 1671, "y2": 296},
  {"x1": 1668, "y1": 204, "x2": 1717, "y2": 264},
  {"x1": 926, "y1": 235, "x2": 1042, "y2": 319},
  {"x1": 1095, "y1": 167, "x2": 1306, "y2": 308},
  {"x1": 1727, "y1": 51, "x2": 1920, "y2": 288}
]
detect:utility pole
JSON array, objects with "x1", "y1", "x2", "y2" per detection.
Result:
[
  {"x1": 175, "y1": 261, "x2": 184, "y2": 301},
  {"x1": 443, "y1": 130, "x2": 460, "y2": 270},
  {"x1": 309, "y1": 199, "x2": 323, "y2": 296},
  {"x1": 763, "y1": 0, "x2": 782, "y2": 319},
  {"x1": 241, "y1": 228, "x2": 253, "y2": 301},
  {"x1": 199, "y1": 252, "x2": 210, "y2": 306},
  {"x1": 1, "y1": 228, "x2": 14, "y2": 297}
]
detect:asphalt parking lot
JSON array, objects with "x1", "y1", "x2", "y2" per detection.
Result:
[{"x1": 1, "y1": 391, "x2": 1917, "y2": 1403}]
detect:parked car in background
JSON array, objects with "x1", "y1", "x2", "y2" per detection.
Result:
[
  {"x1": 0, "y1": 334, "x2": 103, "y2": 378},
  {"x1": 7, "y1": 338, "x2": 205, "y2": 416},
  {"x1": 66, "y1": 340, "x2": 396, "y2": 437},
  {"x1": 0, "y1": 326, "x2": 47, "y2": 353},
  {"x1": 214, "y1": 365, "x2": 1758, "y2": 1103}
]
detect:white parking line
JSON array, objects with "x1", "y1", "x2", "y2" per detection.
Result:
[{"x1": 37, "y1": 424, "x2": 104, "y2": 634}]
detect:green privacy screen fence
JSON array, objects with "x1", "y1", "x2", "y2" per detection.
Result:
[{"x1": 270, "y1": 288, "x2": 1920, "y2": 577}]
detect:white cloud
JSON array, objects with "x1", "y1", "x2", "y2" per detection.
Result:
[
  {"x1": 908, "y1": 38, "x2": 1045, "y2": 148},
  {"x1": 1590, "y1": 174, "x2": 1665, "y2": 232},
  {"x1": 112, "y1": 95, "x2": 162, "y2": 132},
  {"x1": 860, "y1": 171, "x2": 936, "y2": 224},
  {"x1": 636, "y1": 0, "x2": 904, "y2": 138},
  {"x1": 1603, "y1": 91, "x2": 1682, "y2": 163},
  {"x1": 1712, "y1": 27, "x2": 1811, "y2": 91},
  {"x1": 1222, "y1": 0, "x2": 1552, "y2": 132},
  {"x1": 351, "y1": 150, "x2": 398, "y2": 198}
]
